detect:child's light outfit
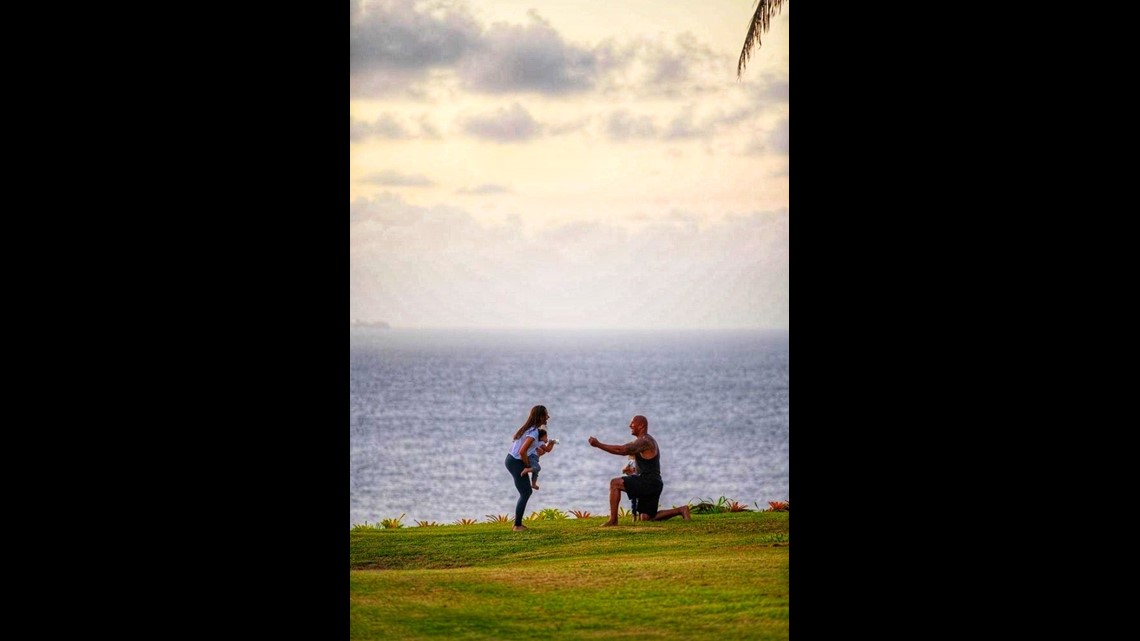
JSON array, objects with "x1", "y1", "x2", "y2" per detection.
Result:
[{"x1": 528, "y1": 439, "x2": 558, "y2": 486}]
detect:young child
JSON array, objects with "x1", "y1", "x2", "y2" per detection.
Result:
[
  {"x1": 623, "y1": 455, "x2": 639, "y2": 518},
  {"x1": 526, "y1": 428, "x2": 559, "y2": 490},
  {"x1": 622, "y1": 455, "x2": 637, "y2": 476}
]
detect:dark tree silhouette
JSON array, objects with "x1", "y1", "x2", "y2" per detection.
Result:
[{"x1": 737, "y1": 0, "x2": 787, "y2": 78}]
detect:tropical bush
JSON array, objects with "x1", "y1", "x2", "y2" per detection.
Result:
[
  {"x1": 526, "y1": 507, "x2": 568, "y2": 521},
  {"x1": 351, "y1": 496, "x2": 787, "y2": 529},
  {"x1": 765, "y1": 500, "x2": 789, "y2": 512},
  {"x1": 379, "y1": 514, "x2": 406, "y2": 529},
  {"x1": 691, "y1": 496, "x2": 757, "y2": 514},
  {"x1": 690, "y1": 496, "x2": 729, "y2": 513}
]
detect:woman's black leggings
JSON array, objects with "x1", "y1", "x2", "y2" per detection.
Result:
[{"x1": 504, "y1": 454, "x2": 533, "y2": 526}]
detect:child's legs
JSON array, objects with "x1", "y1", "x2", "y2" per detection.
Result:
[{"x1": 529, "y1": 456, "x2": 541, "y2": 483}]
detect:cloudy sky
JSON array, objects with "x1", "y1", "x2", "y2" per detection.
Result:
[{"x1": 350, "y1": 0, "x2": 789, "y2": 329}]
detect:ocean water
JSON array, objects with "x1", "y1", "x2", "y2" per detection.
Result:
[{"x1": 350, "y1": 328, "x2": 789, "y2": 527}]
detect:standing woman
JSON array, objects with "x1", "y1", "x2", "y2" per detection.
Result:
[{"x1": 505, "y1": 405, "x2": 549, "y2": 531}]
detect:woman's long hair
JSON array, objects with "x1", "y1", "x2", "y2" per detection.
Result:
[{"x1": 512, "y1": 405, "x2": 548, "y2": 440}]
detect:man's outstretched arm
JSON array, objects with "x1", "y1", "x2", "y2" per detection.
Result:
[{"x1": 588, "y1": 436, "x2": 648, "y2": 456}]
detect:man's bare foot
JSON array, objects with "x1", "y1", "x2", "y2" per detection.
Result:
[
  {"x1": 600, "y1": 520, "x2": 618, "y2": 527},
  {"x1": 520, "y1": 468, "x2": 532, "y2": 477},
  {"x1": 512, "y1": 525, "x2": 528, "y2": 531},
  {"x1": 531, "y1": 484, "x2": 540, "y2": 490},
  {"x1": 681, "y1": 505, "x2": 691, "y2": 520}
]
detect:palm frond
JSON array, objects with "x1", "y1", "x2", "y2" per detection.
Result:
[{"x1": 738, "y1": 0, "x2": 787, "y2": 78}]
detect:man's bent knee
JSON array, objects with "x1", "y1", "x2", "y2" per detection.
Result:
[{"x1": 609, "y1": 478, "x2": 624, "y2": 490}]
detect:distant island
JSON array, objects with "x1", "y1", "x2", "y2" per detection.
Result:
[{"x1": 351, "y1": 319, "x2": 391, "y2": 329}]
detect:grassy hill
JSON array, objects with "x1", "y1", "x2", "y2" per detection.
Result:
[{"x1": 350, "y1": 511, "x2": 789, "y2": 640}]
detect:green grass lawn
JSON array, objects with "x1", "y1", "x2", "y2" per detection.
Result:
[{"x1": 350, "y1": 511, "x2": 788, "y2": 640}]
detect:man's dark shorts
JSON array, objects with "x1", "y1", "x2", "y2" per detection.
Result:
[{"x1": 623, "y1": 474, "x2": 664, "y2": 518}]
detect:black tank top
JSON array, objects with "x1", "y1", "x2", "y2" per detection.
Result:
[{"x1": 636, "y1": 442, "x2": 661, "y2": 477}]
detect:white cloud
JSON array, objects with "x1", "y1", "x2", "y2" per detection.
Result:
[
  {"x1": 743, "y1": 116, "x2": 789, "y2": 157},
  {"x1": 768, "y1": 117, "x2": 789, "y2": 154},
  {"x1": 350, "y1": 113, "x2": 443, "y2": 142},
  {"x1": 350, "y1": 114, "x2": 411, "y2": 142},
  {"x1": 458, "y1": 102, "x2": 542, "y2": 142},
  {"x1": 361, "y1": 171, "x2": 435, "y2": 187},
  {"x1": 457, "y1": 184, "x2": 513, "y2": 194},
  {"x1": 605, "y1": 109, "x2": 658, "y2": 141},
  {"x1": 350, "y1": 0, "x2": 481, "y2": 75},
  {"x1": 349, "y1": 1, "x2": 760, "y2": 102},
  {"x1": 350, "y1": 195, "x2": 788, "y2": 329},
  {"x1": 458, "y1": 10, "x2": 603, "y2": 94},
  {"x1": 664, "y1": 105, "x2": 701, "y2": 140}
]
